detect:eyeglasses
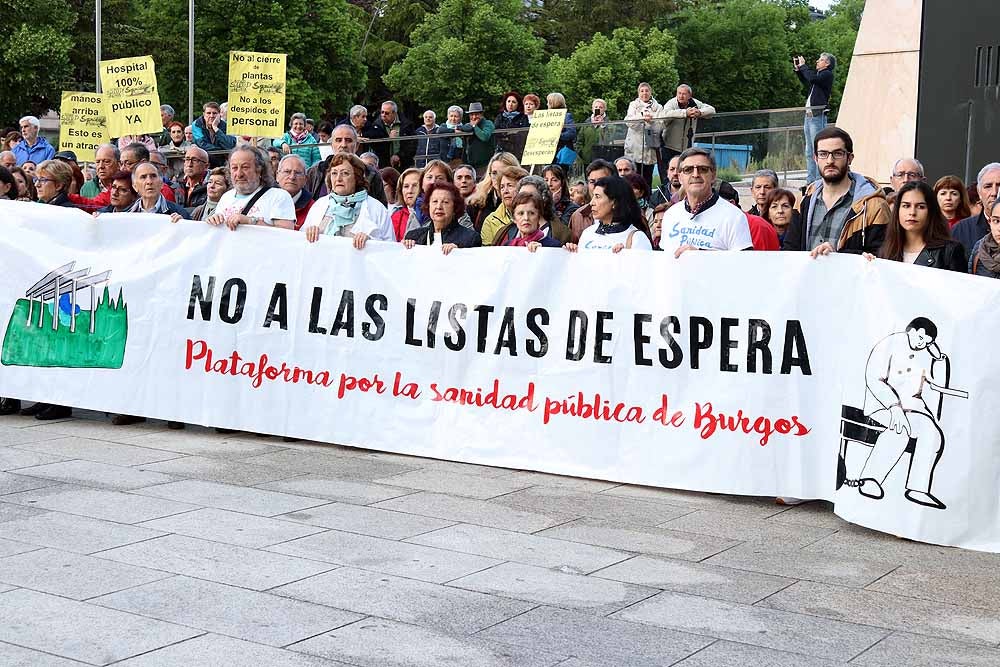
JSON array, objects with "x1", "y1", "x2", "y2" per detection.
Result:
[
  {"x1": 183, "y1": 157, "x2": 207, "y2": 164},
  {"x1": 893, "y1": 171, "x2": 922, "y2": 179},
  {"x1": 679, "y1": 165, "x2": 714, "y2": 175},
  {"x1": 33, "y1": 177, "x2": 53, "y2": 184},
  {"x1": 816, "y1": 149, "x2": 849, "y2": 161}
]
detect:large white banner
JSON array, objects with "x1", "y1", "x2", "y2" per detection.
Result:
[{"x1": 2, "y1": 201, "x2": 999, "y2": 552}]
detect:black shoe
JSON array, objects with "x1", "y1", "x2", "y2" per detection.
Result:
[
  {"x1": 214, "y1": 427, "x2": 238, "y2": 434},
  {"x1": 36, "y1": 405, "x2": 72, "y2": 420},
  {"x1": 0, "y1": 398, "x2": 21, "y2": 415},
  {"x1": 167, "y1": 421, "x2": 185, "y2": 430},
  {"x1": 111, "y1": 414, "x2": 146, "y2": 426},
  {"x1": 20, "y1": 402, "x2": 49, "y2": 417}
]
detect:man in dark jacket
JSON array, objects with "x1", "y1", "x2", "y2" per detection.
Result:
[
  {"x1": 794, "y1": 52, "x2": 835, "y2": 184},
  {"x1": 178, "y1": 146, "x2": 210, "y2": 211},
  {"x1": 783, "y1": 127, "x2": 890, "y2": 256},
  {"x1": 305, "y1": 124, "x2": 386, "y2": 205},
  {"x1": 192, "y1": 101, "x2": 236, "y2": 167},
  {"x1": 952, "y1": 163, "x2": 1000, "y2": 254},
  {"x1": 371, "y1": 100, "x2": 415, "y2": 170}
]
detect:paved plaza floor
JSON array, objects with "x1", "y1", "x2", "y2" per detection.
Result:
[{"x1": 1, "y1": 410, "x2": 999, "y2": 666}]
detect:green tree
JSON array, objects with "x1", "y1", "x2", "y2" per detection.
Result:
[
  {"x1": 546, "y1": 28, "x2": 679, "y2": 120},
  {"x1": 533, "y1": 0, "x2": 691, "y2": 57},
  {"x1": 68, "y1": 0, "x2": 144, "y2": 95},
  {"x1": 132, "y1": 0, "x2": 366, "y2": 122},
  {"x1": 672, "y1": 0, "x2": 801, "y2": 112},
  {"x1": 0, "y1": 0, "x2": 76, "y2": 125},
  {"x1": 384, "y1": 0, "x2": 545, "y2": 114},
  {"x1": 799, "y1": 0, "x2": 863, "y2": 117},
  {"x1": 357, "y1": 0, "x2": 440, "y2": 102}
]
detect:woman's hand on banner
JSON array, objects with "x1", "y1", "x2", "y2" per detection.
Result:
[
  {"x1": 305, "y1": 227, "x2": 320, "y2": 243},
  {"x1": 352, "y1": 232, "x2": 370, "y2": 250},
  {"x1": 441, "y1": 243, "x2": 458, "y2": 255}
]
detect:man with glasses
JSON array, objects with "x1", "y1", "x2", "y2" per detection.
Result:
[
  {"x1": 661, "y1": 147, "x2": 753, "y2": 256},
  {"x1": 568, "y1": 159, "x2": 619, "y2": 243},
  {"x1": 178, "y1": 146, "x2": 210, "y2": 210},
  {"x1": 782, "y1": 126, "x2": 889, "y2": 255},
  {"x1": 12, "y1": 115, "x2": 55, "y2": 165},
  {"x1": 276, "y1": 154, "x2": 314, "y2": 230},
  {"x1": 888, "y1": 158, "x2": 925, "y2": 198}
]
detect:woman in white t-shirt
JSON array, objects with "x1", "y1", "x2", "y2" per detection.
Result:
[
  {"x1": 303, "y1": 153, "x2": 394, "y2": 249},
  {"x1": 565, "y1": 175, "x2": 653, "y2": 253}
]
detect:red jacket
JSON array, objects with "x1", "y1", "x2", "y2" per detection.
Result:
[
  {"x1": 746, "y1": 213, "x2": 780, "y2": 251},
  {"x1": 70, "y1": 183, "x2": 175, "y2": 212}
]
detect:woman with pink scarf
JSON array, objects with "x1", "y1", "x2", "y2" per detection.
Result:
[
  {"x1": 274, "y1": 112, "x2": 321, "y2": 169},
  {"x1": 502, "y1": 190, "x2": 562, "y2": 251}
]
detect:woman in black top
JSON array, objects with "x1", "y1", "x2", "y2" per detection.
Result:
[{"x1": 404, "y1": 181, "x2": 481, "y2": 253}]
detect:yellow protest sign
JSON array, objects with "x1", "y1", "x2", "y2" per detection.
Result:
[
  {"x1": 227, "y1": 51, "x2": 287, "y2": 138},
  {"x1": 520, "y1": 110, "x2": 567, "y2": 166},
  {"x1": 99, "y1": 56, "x2": 162, "y2": 138},
  {"x1": 58, "y1": 92, "x2": 108, "y2": 162}
]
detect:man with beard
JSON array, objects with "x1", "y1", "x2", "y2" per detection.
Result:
[
  {"x1": 782, "y1": 127, "x2": 889, "y2": 256},
  {"x1": 660, "y1": 148, "x2": 753, "y2": 256},
  {"x1": 207, "y1": 145, "x2": 295, "y2": 230},
  {"x1": 651, "y1": 154, "x2": 682, "y2": 207}
]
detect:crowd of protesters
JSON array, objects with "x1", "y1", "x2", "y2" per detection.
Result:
[{"x1": 2, "y1": 81, "x2": 998, "y2": 435}]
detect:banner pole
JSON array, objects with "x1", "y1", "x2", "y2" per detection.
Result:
[
  {"x1": 95, "y1": 0, "x2": 102, "y2": 93},
  {"x1": 188, "y1": 0, "x2": 195, "y2": 126}
]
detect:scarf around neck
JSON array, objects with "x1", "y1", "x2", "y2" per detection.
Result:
[
  {"x1": 595, "y1": 221, "x2": 631, "y2": 235},
  {"x1": 978, "y1": 233, "x2": 1000, "y2": 274},
  {"x1": 290, "y1": 130, "x2": 309, "y2": 143},
  {"x1": 445, "y1": 121, "x2": 463, "y2": 149},
  {"x1": 321, "y1": 190, "x2": 368, "y2": 234},
  {"x1": 508, "y1": 229, "x2": 545, "y2": 246}
]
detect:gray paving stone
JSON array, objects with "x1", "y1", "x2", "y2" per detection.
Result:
[
  {"x1": 0, "y1": 500, "x2": 47, "y2": 523},
  {"x1": 491, "y1": 486, "x2": 694, "y2": 526},
  {"x1": 139, "y1": 507, "x2": 327, "y2": 548},
  {"x1": 94, "y1": 575, "x2": 362, "y2": 647},
  {"x1": 614, "y1": 591, "x2": 887, "y2": 660},
  {"x1": 851, "y1": 631, "x2": 1000, "y2": 666},
  {"x1": 2, "y1": 485, "x2": 199, "y2": 524},
  {"x1": 0, "y1": 588, "x2": 200, "y2": 665},
  {"x1": 449, "y1": 562, "x2": 657, "y2": 614},
  {"x1": 0, "y1": 447, "x2": 66, "y2": 471},
  {"x1": 766, "y1": 501, "x2": 853, "y2": 530},
  {"x1": 97, "y1": 534, "x2": 334, "y2": 590},
  {"x1": 244, "y1": 449, "x2": 418, "y2": 481},
  {"x1": 289, "y1": 617, "x2": 565, "y2": 667},
  {"x1": 113, "y1": 633, "x2": 352, "y2": 666},
  {"x1": 13, "y1": 437, "x2": 183, "y2": 466},
  {"x1": 658, "y1": 509, "x2": 836, "y2": 548},
  {"x1": 592, "y1": 555, "x2": 794, "y2": 604},
  {"x1": 279, "y1": 502, "x2": 453, "y2": 539},
  {"x1": 0, "y1": 471, "x2": 58, "y2": 494},
  {"x1": 118, "y1": 429, "x2": 288, "y2": 459},
  {"x1": 600, "y1": 486, "x2": 789, "y2": 518},
  {"x1": 0, "y1": 511, "x2": 164, "y2": 553},
  {"x1": 257, "y1": 476, "x2": 416, "y2": 504},
  {"x1": 273, "y1": 566, "x2": 533, "y2": 634},
  {"x1": 801, "y1": 527, "x2": 1000, "y2": 576},
  {"x1": 13, "y1": 459, "x2": 176, "y2": 490},
  {"x1": 0, "y1": 641, "x2": 90, "y2": 666},
  {"x1": 135, "y1": 479, "x2": 329, "y2": 516},
  {"x1": 0, "y1": 424, "x2": 71, "y2": 446},
  {"x1": 536, "y1": 518, "x2": 739, "y2": 561},
  {"x1": 672, "y1": 640, "x2": 848, "y2": 666},
  {"x1": 475, "y1": 605, "x2": 712, "y2": 666},
  {"x1": 137, "y1": 455, "x2": 304, "y2": 485},
  {"x1": 24, "y1": 419, "x2": 170, "y2": 442},
  {"x1": 0, "y1": 548, "x2": 170, "y2": 599},
  {"x1": 500, "y1": 472, "x2": 621, "y2": 493},
  {"x1": 0, "y1": 537, "x2": 39, "y2": 557},
  {"x1": 268, "y1": 529, "x2": 501, "y2": 583},
  {"x1": 406, "y1": 523, "x2": 629, "y2": 574},
  {"x1": 760, "y1": 580, "x2": 1000, "y2": 646},
  {"x1": 419, "y1": 459, "x2": 520, "y2": 478},
  {"x1": 703, "y1": 543, "x2": 899, "y2": 588},
  {"x1": 373, "y1": 468, "x2": 533, "y2": 499},
  {"x1": 373, "y1": 492, "x2": 571, "y2": 532},
  {"x1": 866, "y1": 566, "x2": 1000, "y2": 612}
]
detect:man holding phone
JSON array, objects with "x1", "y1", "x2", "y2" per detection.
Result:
[{"x1": 794, "y1": 52, "x2": 835, "y2": 184}]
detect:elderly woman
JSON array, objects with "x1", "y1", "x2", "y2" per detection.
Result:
[
  {"x1": 624, "y1": 82, "x2": 663, "y2": 187},
  {"x1": 565, "y1": 175, "x2": 653, "y2": 252},
  {"x1": 762, "y1": 188, "x2": 797, "y2": 246},
  {"x1": 403, "y1": 182, "x2": 481, "y2": 252},
  {"x1": 274, "y1": 112, "x2": 321, "y2": 169},
  {"x1": 303, "y1": 152, "x2": 393, "y2": 249},
  {"x1": 32, "y1": 159, "x2": 76, "y2": 206},
  {"x1": 437, "y1": 105, "x2": 465, "y2": 166},
  {"x1": 190, "y1": 167, "x2": 230, "y2": 221},
  {"x1": 522, "y1": 93, "x2": 540, "y2": 119},
  {"x1": 547, "y1": 92, "x2": 577, "y2": 168},
  {"x1": 481, "y1": 164, "x2": 529, "y2": 246},
  {"x1": 971, "y1": 199, "x2": 1000, "y2": 277},
  {"x1": 95, "y1": 171, "x2": 138, "y2": 213},
  {"x1": 163, "y1": 122, "x2": 191, "y2": 153},
  {"x1": 495, "y1": 91, "x2": 529, "y2": 160},
  {"x1": 933, "y1": 175, "x2": 972, "y2": 228},
  {"x1": 391, "y1": 167, "x2": 422, "y2": 241},
  {"x1": 502, "y1": 190, "x2": 564, "y2": 251},
  {"x1": 413, "y1": 159, "x2": 454, "y2": 224},
  {"x1": 492, "y1": 175, "x2": 568, "y2": 246}
]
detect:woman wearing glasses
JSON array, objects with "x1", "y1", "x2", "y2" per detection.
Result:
[{"x1": 32, "y1": 159, "x2": 76, "y2": 207}]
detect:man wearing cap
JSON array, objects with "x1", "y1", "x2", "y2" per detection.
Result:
[
  {"x1": 458, "y1": 102, "x2": 496, "y2": 179},
  {"x1": 53, "y1": 150, "x2": 78, "y2": 167},
  {"x1": 12, "y1": 116, "x2": 55, "y2": 165}
]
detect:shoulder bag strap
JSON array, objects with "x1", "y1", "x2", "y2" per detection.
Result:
[{"x1": 240, "y1": 186, "x2": 272, "y2": 217}]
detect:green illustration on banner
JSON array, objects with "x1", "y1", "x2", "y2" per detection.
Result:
[{"x1": 1, "y1": 262, "x2": 127, "y2": 369}]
